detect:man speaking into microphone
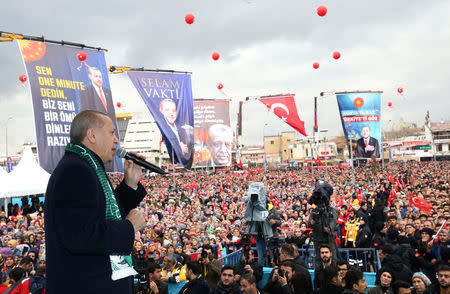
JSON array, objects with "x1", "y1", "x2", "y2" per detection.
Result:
[{"x1": 44, "y1": 110, "x2": 147, "y2": 294}]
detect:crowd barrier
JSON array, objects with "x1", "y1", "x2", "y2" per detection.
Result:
[{"x1": 166, "y1": 247, "x2": 379, "y2": 294}]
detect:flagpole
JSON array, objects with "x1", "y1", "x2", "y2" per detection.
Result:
[
  {"x1": 433, "y1": 220, "x2": 447, "y2": 240},
  {"x1": 348, "y1": 124, "x2": 355, "y2": 184}
]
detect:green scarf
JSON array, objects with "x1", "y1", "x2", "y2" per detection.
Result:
[{"x1": 66, "y1": 142, "x2": 137, "y2": 280}]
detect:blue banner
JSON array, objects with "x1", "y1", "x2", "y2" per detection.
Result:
[
  {"x1": 18, "y1": 40, "x2": 122, "y2": 173},
  {"x1": 127, "y1": 72, "x2": 194, "y2": 169},
  {"x1": 336, "y1": 92, "x2": 382, "y2": 159}
]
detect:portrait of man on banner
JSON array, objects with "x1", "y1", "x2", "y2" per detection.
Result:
[
  {"x1": 196, "y1": 124, "x2": 232, "y2": 167},
  {"x1": 159, "y1": 98, "x2": 194, "y2": 166},
  {"x1": 355, "y1": 125, "x2": 380, "y2": 158},
  {"x1": 79, "y1": 67, "x2": 116, "y2": 124}
]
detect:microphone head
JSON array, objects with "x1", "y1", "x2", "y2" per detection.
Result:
[{"x1": 116, "y1": 148, "x2": 127, "y2": 159}]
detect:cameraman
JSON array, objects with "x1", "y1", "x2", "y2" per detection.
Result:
[
  {"x1": 146, "y1": 262, "x2": 168, "y2": 294},
  {"x1": 234, "y1": 249, "x2": 263, "y2": 283},
  {"x1": 199, "y1": 245, "x2": 222, "y2": 290},
  {"x1": 307, "y1": 181, "x2": 337, "y2": 260},
  {"x1": 263, "y1": 260, "x2": 297, "y2": 294}
]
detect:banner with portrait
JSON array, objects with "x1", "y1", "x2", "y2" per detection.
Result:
[
  {"x1": 17, "y1": 40, "x2": 122, "y2": 173},
  {"x1": 336, "y1": 92, "x2": 382, "y2": 159},
  {"x1": 193, "y1": 100, "x2": 231, "y2": 168},
  {"x1": 127, "y1": 72, "x2": 194, "y2": 169}
]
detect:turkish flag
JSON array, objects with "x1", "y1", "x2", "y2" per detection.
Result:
[
  {"x1": 258, "y1": 96, "x2": 307, "y2": 136},
  {"x1": 409, "y1": 193, "x2": 433, "y2": 215},
  {"x1": 388, "y1": 187, "x2": 396, "y2": 207},
  {"x1": 387, "y1": 173, "x2": 395, "y2": 184}
]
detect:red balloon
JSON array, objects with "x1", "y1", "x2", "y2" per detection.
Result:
[
  {"x1": 185, "y1": 13, "x2": 195, "y2": 24},
  {"x1": 388, "y1": 102, "x2": 393, "y2": 107},
  {"x1": 77, "y1": 51, "x2": 87, "y2": 61},
  {"x1": 317, "y1": 6, "x2": 327, "y2": 17},
  {"x1": 333, "y1": 51, "x2": 341, "y2": 60},
  {"x1": 19, "y1": 75, "x2": 27, "y2": 82},
  {"x1": 217, "y1": 83, "x2": 223, "y2": 90},
  {"x1": 313, "y1": 62, "x2": 319, "y2": 69},
  {"x1": 212, "y1": 52, "x2": 220, "y2": 61},
  {"x1": 397, "y1": 87, "x2": 403, "y2": 94},
  {"x1": 116, "y1": 102, "x2": 121, "y2": 108}
]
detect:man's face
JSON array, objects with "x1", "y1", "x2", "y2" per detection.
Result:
[
  {"x1": 89, "y1": 69, "x2": 103, "y2": 88},
  {"x1": 361, "y1": 127, "x2": 371, "y2": 139},
  {"x1": 90, "y1": 116, "x2": 119, "y2": 163},
  {"x1": 320, "y1": 248, "x2": 331, "y2": 264},
  {"x1": 150, "y1": 268, "x2": 162, "y2": 281},
  {"x1": 405, "y1": 225, "x2": 415, "y2": 235},
  {"x1": 240, "y1": 279, "x2": 256, "y2": 294},
  {"x1": 23, "y1": 262, "x2": 33, "y2": 272},
  {"x1": 160, "y1": 100, "x2": 177, "y2": 126},
  {"x1": 438, "y1": 232, "x2": 448, "y2": 243},
  {"x1": 438, "y1": 270, "x2": 450, "y2": 288},
  {"x1": 353, "y1": 277, "x2": 368, "y2": 294},
  {"x1": 208, "y1": 132, "x2": 231, "y2": 166},
  {"x1": 221, "y1": 269, "x2": 234, "y2": 286}
]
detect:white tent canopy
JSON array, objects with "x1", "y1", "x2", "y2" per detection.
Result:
[{"x1": 0, "y1": 147, "x2": 50, "y2": 198}]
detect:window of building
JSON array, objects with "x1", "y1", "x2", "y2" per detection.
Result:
[
  {"x1": 437, "y1": 144, "x2": 442, "y2": 151},
  {"x1": 270, "y1": 141, "x2": 274, "y2": 145},
  {"x1": 306, "y1": 149, "x2": 309, "y2": 157}
]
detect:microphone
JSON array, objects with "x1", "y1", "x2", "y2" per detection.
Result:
[{"x1": 116, "y1": 148, "x2": 167, "y2": 175}]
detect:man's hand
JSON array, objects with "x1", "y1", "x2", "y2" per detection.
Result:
[
  {"x1": 365, "y1": 145, "x2": 375, "y2": 152},
  {"x1": 123, "y1": 152, "x2": 145, "y2": 189},
  {"x1": 272, "y1": 269, "x2": 279, "y2": 282},
  {"x1": 244, "y1": 264, "x2": 253, "y2": 274},
  {"x1": 180, "y1": 142, "x2": 189, "y2": 155},
  {"x1": 269, "y1": 219, "x2": 276, "y2": 225},
  {"x1": 160, "y1": 276, "x2": 169, "y2": 283},
  {"x1": 277, "y1": 272, "x2": 287, "y2": 286},
  {"x1": 150, "y1": 281, "x2": 159, "y2": 293},
  {"x1": 126, "y1": 208, "x2": 145, "y2": 232}
]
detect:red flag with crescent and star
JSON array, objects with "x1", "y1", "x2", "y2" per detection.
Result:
[
  {"x1": 258, "y1": 95, "x2": 307, "y2": 136},
  {"x1": 409, "y1": 193, "x2": 433, "y2": 215}
]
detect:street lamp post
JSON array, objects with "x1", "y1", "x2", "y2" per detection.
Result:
[
  {"x1": 5, "y1": 116, "x2": 13, "y2": 171},
  {"x1": 320, "y1": 130, "x2": 329, "y2": 179},
  {"x1": 348, "y1": 124, "x2": 355, "y2": 184},
  {"x1": 263, "y1": 123, "x2": 268, "y2": 170}
]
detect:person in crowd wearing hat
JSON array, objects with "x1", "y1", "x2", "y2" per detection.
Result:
[
  {"x1": 377, "y1": 244, "x2": 413, "y2": 284},
  {"x1": 355, "y1": 215, "x2": 372, "y2": 248},
  {"x1": 369, "y1": 269, "x2": 395, "y2": 294},
  {"x1": 2, "y1": 256, "x2": 16, "y2": 275},
  {"x1": 412, "y1": 272, "x2": 431, "y2": 294}
]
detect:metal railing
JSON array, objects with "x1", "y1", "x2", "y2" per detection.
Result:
[
  {"x1": 218, "y1": 248, "x2": 243, "y2": 265},
  {"x1": 298, "y1": 247, "x2": 381, "y2": 272}
]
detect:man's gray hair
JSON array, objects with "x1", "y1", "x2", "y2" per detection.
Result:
[
  {"x1": 70, "y1": 110, "x2": 107, "y2": 143},
  {"x1": 87, "y1": 67, "x2": 101, "y2": 76},
  {"x1": 207, "y1": 124, "x2": 232, "y2": 142},
  {"x1": 166, "y1": 253, "x2": 178, "y2": 264}
]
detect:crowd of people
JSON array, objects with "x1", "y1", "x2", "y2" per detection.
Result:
[{"x1": 0, "y1": 160, "x2": 448, "y2": 293}]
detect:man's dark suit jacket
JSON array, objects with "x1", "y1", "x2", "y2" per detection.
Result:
[
  {"x1": 79, "y1": 84, "x2": 120, "y2": 171},
  {"x1": 161, "y1": 121, "x2": 193, "y2": 168},
  {"x1": 355, "y1": 137, "x2": 380, "y2": 158},
  {"x1": 44, "y1": 151, "x2": 146, "y2": 294}
]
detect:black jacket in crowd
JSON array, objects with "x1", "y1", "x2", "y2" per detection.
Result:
[
  {"x1": 234, "y1": 260, "x2": 263, "y2": 282},
  {"x1": 377, "y1": 254, "x2": 412, "y2": 284},
  {"x1": 212, "y1": 281, "x2": 242, "y2": 294},
  {"x1": 178, "y1": 276, "x2": 210, "y2": 294}
]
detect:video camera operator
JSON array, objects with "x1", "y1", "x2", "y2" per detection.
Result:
[
  {"x1": 234, "y1": 249, "x2": 263, "y2": 283},
  {"x1": 244, "y1": 182, "x2": 275, "y2": 267},
  {"x1": 133, "y1": 247, "x2": 154, "y2": 294},
  {"x1": 307, "y1": 180, "x2": 338, "y2": 260},
  {"x1": 199, "y1": 245, "x2": 223, "y2": 290}
]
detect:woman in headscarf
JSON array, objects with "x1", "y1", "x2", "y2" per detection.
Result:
[
  {"x1": 2, "y1": 255, "x2": 16, "y2": 275},
  {"x1": 368, "y1": 269, "x2": 394, "y2": 294}
]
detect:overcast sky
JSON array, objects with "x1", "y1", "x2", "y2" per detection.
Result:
[{"x1": 1, "y1": 0, "x2": 449, "y2": 154}]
